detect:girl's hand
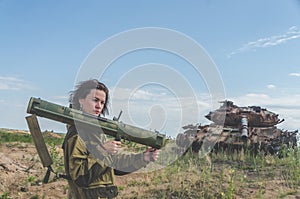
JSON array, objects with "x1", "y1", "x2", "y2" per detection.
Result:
[
  {"x1": 143, "y1": 148, "x2": 159, "y2": 162},
  {"x1": 102, "y1": 140, "x2": 121, "y2": 155}
]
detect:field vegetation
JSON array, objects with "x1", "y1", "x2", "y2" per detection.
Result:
[{"x1": 0, "y1": 128, "x2": 299, "y2": 199}]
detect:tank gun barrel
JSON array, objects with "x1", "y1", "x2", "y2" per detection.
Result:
[{"x1": 240, "y1": 116, "x2": 248, "y2": 140}]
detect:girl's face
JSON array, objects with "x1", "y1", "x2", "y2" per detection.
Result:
[{"x1": 79, "y1": 89, "x2": 106, "y2": 116}]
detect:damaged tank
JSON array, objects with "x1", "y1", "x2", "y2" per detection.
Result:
[
  {"x1": 205, "y1": 100, "x2": 284, "y2": 128},
  {"x1": 176, "y1": 100, "x2": 298, "y2": 156}
]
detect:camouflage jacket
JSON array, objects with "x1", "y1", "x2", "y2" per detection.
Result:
[{"x1": 62, "y1": 124, "x2": 148, "y2": 198}]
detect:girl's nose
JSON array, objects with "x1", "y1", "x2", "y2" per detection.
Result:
[{"x1": 96, "y1": 101, "x2": 102, "y2": 108}]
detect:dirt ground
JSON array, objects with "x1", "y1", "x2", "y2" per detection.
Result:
[
  {"x1": 1, "y1": 130, "x2": 300, "y2": 199},
  {"x1": 0, "y1": 141, "x2": 67, "y2": 199},
  {"x1": 0, "y1": 141, "x2": 145, "y2": 199}
]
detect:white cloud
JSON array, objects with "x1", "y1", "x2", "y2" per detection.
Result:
[
  {"x1": 228, "y1": 26, "x2": 300, "y2": 57},
  {"x1": 109, "y1": 87, "x2": 212, "y2": 136},
  {"x1": 0, "y1": 76, "x2": 34, "y2": 90},
  {"x1": 267, "y1": 84, "x2": 276, "y2": 89},
  {"x1": 110, "y1": 86, "x2": 300, "y2": 135},
  {"x1": 230, "y1": 93, "x2": 300, "y2": 130},
  {"x1": 289, "y1": 72, "x2": 300, "y2": 77}
]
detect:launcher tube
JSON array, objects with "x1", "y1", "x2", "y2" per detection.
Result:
[{"x1": 27, "y1": 97, "x2": 166, "y2": 149}]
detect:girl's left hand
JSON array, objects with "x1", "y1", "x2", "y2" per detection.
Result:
[{"x1": 143, "y1": 148, "x2": 159, "y2": 162}]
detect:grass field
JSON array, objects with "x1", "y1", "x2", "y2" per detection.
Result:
[{"x1": 0, "y1": 128, "x2": 299, "y2": 199}]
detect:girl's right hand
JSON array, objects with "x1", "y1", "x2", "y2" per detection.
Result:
[{"x1": 102, "y1": 140, "x2": 121, "y2": 155}]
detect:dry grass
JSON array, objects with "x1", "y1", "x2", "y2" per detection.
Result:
[{"x1": 1, "y1": 129, "x2": 300, "y2": 199}]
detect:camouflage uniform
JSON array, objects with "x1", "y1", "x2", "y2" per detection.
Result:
[{"x1": 62, "y1": 125, "x2": 148, "y2": 199}]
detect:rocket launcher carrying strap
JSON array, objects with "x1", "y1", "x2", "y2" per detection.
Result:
[{"x1": 25, "y1": 97, "x2": 167, "y2": 182}]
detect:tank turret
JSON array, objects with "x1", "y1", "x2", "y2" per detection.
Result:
[{"x1": 205, "y1": 100, "x2": 284, "y2": 127}]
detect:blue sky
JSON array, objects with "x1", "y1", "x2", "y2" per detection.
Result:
[{"x1": 1, "y1": 0, "x2": 300, "y2": 137}]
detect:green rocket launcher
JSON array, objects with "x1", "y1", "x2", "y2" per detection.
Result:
[{"x1": 26, "y1": 97, "x2": 166, "y2": 149}]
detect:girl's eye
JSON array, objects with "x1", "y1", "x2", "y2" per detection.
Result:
[{"x1": 93, "y1": 98, "x2": 105, "y2": 104}]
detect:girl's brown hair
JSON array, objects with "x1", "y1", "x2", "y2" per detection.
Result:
[{"x1": 69, "y1": 79, "x2": 109, "y2": 116}]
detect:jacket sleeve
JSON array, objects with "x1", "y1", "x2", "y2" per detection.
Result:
[
  {"x1": 78, "y1": 131, "x2": 148, "y2": 175},
  {"x1": 65, "y1": 131, "x2": 149, "y2": 186},
  {"x1": 111, "y1": 151, "x2": 148, "y2": 174}
]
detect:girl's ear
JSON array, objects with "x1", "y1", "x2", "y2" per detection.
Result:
[{"x1": 79, "y1": 99, "x2": 84, "y2": 110}]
